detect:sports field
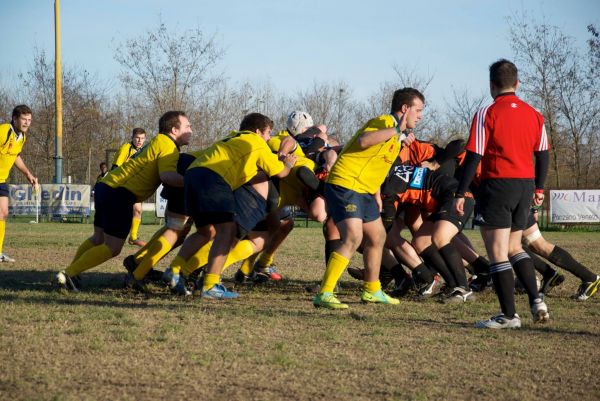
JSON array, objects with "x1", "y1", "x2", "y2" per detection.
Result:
[{"x1": 1, "y1": 222, "x2": 599, "y2": 400}]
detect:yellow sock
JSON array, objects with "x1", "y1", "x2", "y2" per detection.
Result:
[
  {"x1": 133, "y1": 236, "x2": 172, "y2": 280},
  {"x1": 69, "y1": 239, "x2": 95, "y2": 265},
  {"x1": 203, "y1": 273, "x2": 220, "y2": 292},
  {"x1": 129, "y1": 217, "x2": 141, "y2": 240},
  {"x1": 256, "y1": 251, "x2": 275, "y2": 268},
  {"x1": 65, "y1": 244, "x2": 113, "y2": 276},
  {"x1": 170, "y1": 255, "x2": 188, "y2": 277},
  {"x1": 0, "y1": 220, "x2": 5, "y2": 254},
  {"x1": 320, "y1": 252, "x2": 349, "y2": 294},
  {"x1": 221, "y1": 240, "x2": 255, "y2": 273},
  {"x1": 134, "y1": 226, "x2": 167, "y2": 263},
  {"x1": 185, "y1": 241, "x2": 213, "y2": 276},
  {"x1": 364, "y1": 280, "x2": 382, "y2": 293},
  {"x1": 240, "y1": 253, "x2": 258, "y2": 276}
]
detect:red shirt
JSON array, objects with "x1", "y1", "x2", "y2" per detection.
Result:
[{"x1": 465, "y1": 93, "x2": 549, "y2": 180}]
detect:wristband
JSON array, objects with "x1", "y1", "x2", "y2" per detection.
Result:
[
  {"x1": 534, "y1": 189, "x2": 544, "y2": 194},
  {"x1": 285, "y1": 162, "x2": 294, "y2": 169}
]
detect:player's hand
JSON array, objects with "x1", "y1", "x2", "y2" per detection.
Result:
[
  {"x1": 421, "y1": 160, "x2": 440, "y2": 170},
  {"x1": 533, "y1": 192, "x2": 545, "y2": 207},
  {"x1": 283, "y1": 154, "x2": 297, "y2": 168},
  {"x1": 375, "y1": 194, "x2": 383, "y2": 212},
  {"x1": 27, "y1": 174, "x2": 38, "y2": 187},
  {"x1": 454, "y1": 197, "x2": 465, "y2": 216},
  {"x1": 402, "y1": 132, "x2": 415, "y2": 147}
]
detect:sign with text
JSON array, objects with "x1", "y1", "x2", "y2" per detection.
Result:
[
  {"x1": 155, "y1": 184, "x2": 167, "y2": 218},
  {"x1": 550, "y1": 190, "x2": 600, "y2": 223},
  {"x1": 9, "y1": 184, "x2": 91, "y2": 216}
]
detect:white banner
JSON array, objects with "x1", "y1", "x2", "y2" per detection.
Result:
[
  {"x1": 550, "y1": 190, "x2": 600, "y2": 223},
  {"x1": 155, "y1": 184, "x2": 167, "y2": 218},
  {"x1": 9, "y1": 184, "x2": 91, "y2": 216}
]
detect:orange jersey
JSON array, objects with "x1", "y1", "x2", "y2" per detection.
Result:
[{"x1": 398, "y1": 140, "x2": 435, "y2": 165}]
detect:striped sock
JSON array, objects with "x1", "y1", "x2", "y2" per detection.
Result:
[{"x1": 490, "y1": 261, "x2": 516, "y2": 318}]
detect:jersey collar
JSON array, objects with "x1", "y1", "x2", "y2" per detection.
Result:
[{"x1": 159, "y1": 132, "x2": 180, "y2": 150}]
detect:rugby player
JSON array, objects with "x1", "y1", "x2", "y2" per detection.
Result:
[
  {"x1": 112, "y1": 128, "x2": 147, "y2": 246},
  {"x1": 313, "y1": 87, "x2": 422, "y2": 309},
  {"x1": 0, "y1": 105, "x2": 38, "y2": 263},
  {"x1": 455, "y1": 59, "x2": 550, "y2": 329},
  {"x1": 55, "y1": 111, "x2": 192, "y2": 291}
]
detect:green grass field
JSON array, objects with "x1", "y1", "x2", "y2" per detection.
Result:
[{"x1": 1, "y1": 222, "x2": 599, "y2": 400}]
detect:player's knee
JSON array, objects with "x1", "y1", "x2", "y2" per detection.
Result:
[{"x1": 166, "y1": 215, "x2": 188, "y2": 231}]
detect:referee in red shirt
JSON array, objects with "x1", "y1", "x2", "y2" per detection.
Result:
[{"x1": 454, "y1": 59, "x2": 550, "y2": 329}]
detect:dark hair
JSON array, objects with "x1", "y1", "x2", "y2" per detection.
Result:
[
  {"x1": 159, "y1": 111, "x2": 186, "y2": 133},
  {"x1": 131, "y1": 127, "x2": 146, "y2": 137},
  {"x1": 99, "y1": 162, "x2": 107, "y2": 168},
  {"x1": 12, "y1": 105, "x2": 32, "y2": 119},
  {"x1": 239, "y1": 113, "x2": 274, "y2": 132},
  {"x1": 489, "y1": 59, "x2": 518, "y2": 90},
  {"x1": 390, "y1": 88, "x2": 425, "y2": 113}
]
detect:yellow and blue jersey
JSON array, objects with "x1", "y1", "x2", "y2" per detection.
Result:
[
  {"x1": 102, "y1": 133, "x2": 179, "y2": 201},
  {"x1": 0, "y1": 123, "x2": 26, "y2": 184},
  {"x1": 327, "y1": 114, "x2": 401, "y2": 195}
]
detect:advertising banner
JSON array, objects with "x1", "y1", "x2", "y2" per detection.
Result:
[
  {"x1": 9, "y1": 184, "x2": 91, "y2": 216},
  {"x1": 549, "y1": 190, "x2": 600, "y2": 223}
]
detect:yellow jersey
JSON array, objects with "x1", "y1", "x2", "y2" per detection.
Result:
[
  {"x1": 0, "y1": 123, "x2": 27, "y2": 184},
  {"x1": 112, "y1": 142, "x2": 140, "y2": 168},
  {"x1": 268, "y1": 131, "x2": 316, "y2": 207},
  {"x1": 102, "y1": 133, "x2": 179, "y2": 201},
  {"x1": 327, "y1": 114, "x2": 401, "y2": 194},
  {"x1": 189, "y1": 131, "x2": 285, "y2": 190}
]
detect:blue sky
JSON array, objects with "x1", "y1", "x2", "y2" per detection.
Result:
[{"x1": 2, "y1": 0, "x2": 598, "y2": 108}]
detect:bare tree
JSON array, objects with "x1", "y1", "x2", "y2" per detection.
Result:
[
  {"x1": 443, "y1": 86, "x2": 487, "y2": 140},
  {"x1": 114, "y1": 20, "x2": 224, "y2": 118},
  {"x1": 508, "y1": 13, "x2": 600, "y2": 188}
]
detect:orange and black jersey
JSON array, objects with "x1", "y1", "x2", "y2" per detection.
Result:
[
  {"x1": 398, "y1": 139, "x2": 436, "y2": 165},
  {"x1": 382, "y1": 164, "x2": 472, "y2": 213}
]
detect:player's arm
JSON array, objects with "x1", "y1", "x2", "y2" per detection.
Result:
[
  {"x1": 111, "y1": 145, "x2": 128, "y2": 169},
  {"x1": 158, "y1": 147, "x2": 183, "y2": 187},
  {"x1": 14, "y1": 155, "x2": 37, "y2": 186},
  {"x1": 277, "y1": 135, "x2": 298, "y2": 157}
]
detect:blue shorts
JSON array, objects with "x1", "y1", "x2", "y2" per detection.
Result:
[
  {"x1": 0, "y1": 183, "x2": 9, "y2": 197},
  {"x1": 94, "y1": 182, "x2": 137, "y2": 239},
  {"x1": 325, "y1": 183, "x2": 380, "y2": 224},
  {"x1": 185, "y1": 167, "x2": 267, "y2": 238}
]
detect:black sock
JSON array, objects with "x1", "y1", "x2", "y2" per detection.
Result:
[
  {"x1": 420, "y1": 245, "x2": 456, "y2": 288},
  {"x1": 548, "y1": 246, "x2": 597, "y2": 282},
  {"x1": 438, "y1": 244, "x2": 469, "y2": 288},
  {"x1": 389, "y1": 264, "x2": 407, "y2": 282},
  {"x1": 412, "y1": 263, "x2": 434, "y2": 285},
  {"x1": 490, "y1": 262, "x2": 516, "y2": 318},
  {"x1": 471, "y1": 256, "x2": 490, "y2": 276},
  {"x1": 510, "y1": 252, "x2": 540, "y2": 305},
  {"x1": 524, "y1": 247, "x2": 554, "y2": 277},
  {"x1": 325, "y1": 239, "x2": 342, "y2": 265}
]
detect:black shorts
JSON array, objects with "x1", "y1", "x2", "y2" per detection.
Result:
[
  {"x1": 185, "y1": 167, "x2": 236, "y2": 226},
  {"x1": 430, "y1": 196, "x2": 474, "y2": 231},
  {"x1": 0, "y1": 183, "x2": 9, "y2": 197},
  {"x1": 325, "y1": 183, "x2": 380, "y2": 224},
  {"x1": 93, "y1": 182, "x2": 137, "y2": 238},
  {"x1": 161, "y1": 153, "x2": 196, "y2": 216},
  {"x1": 473, "y1": 178, "x2": 534, "y2": 229}
]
